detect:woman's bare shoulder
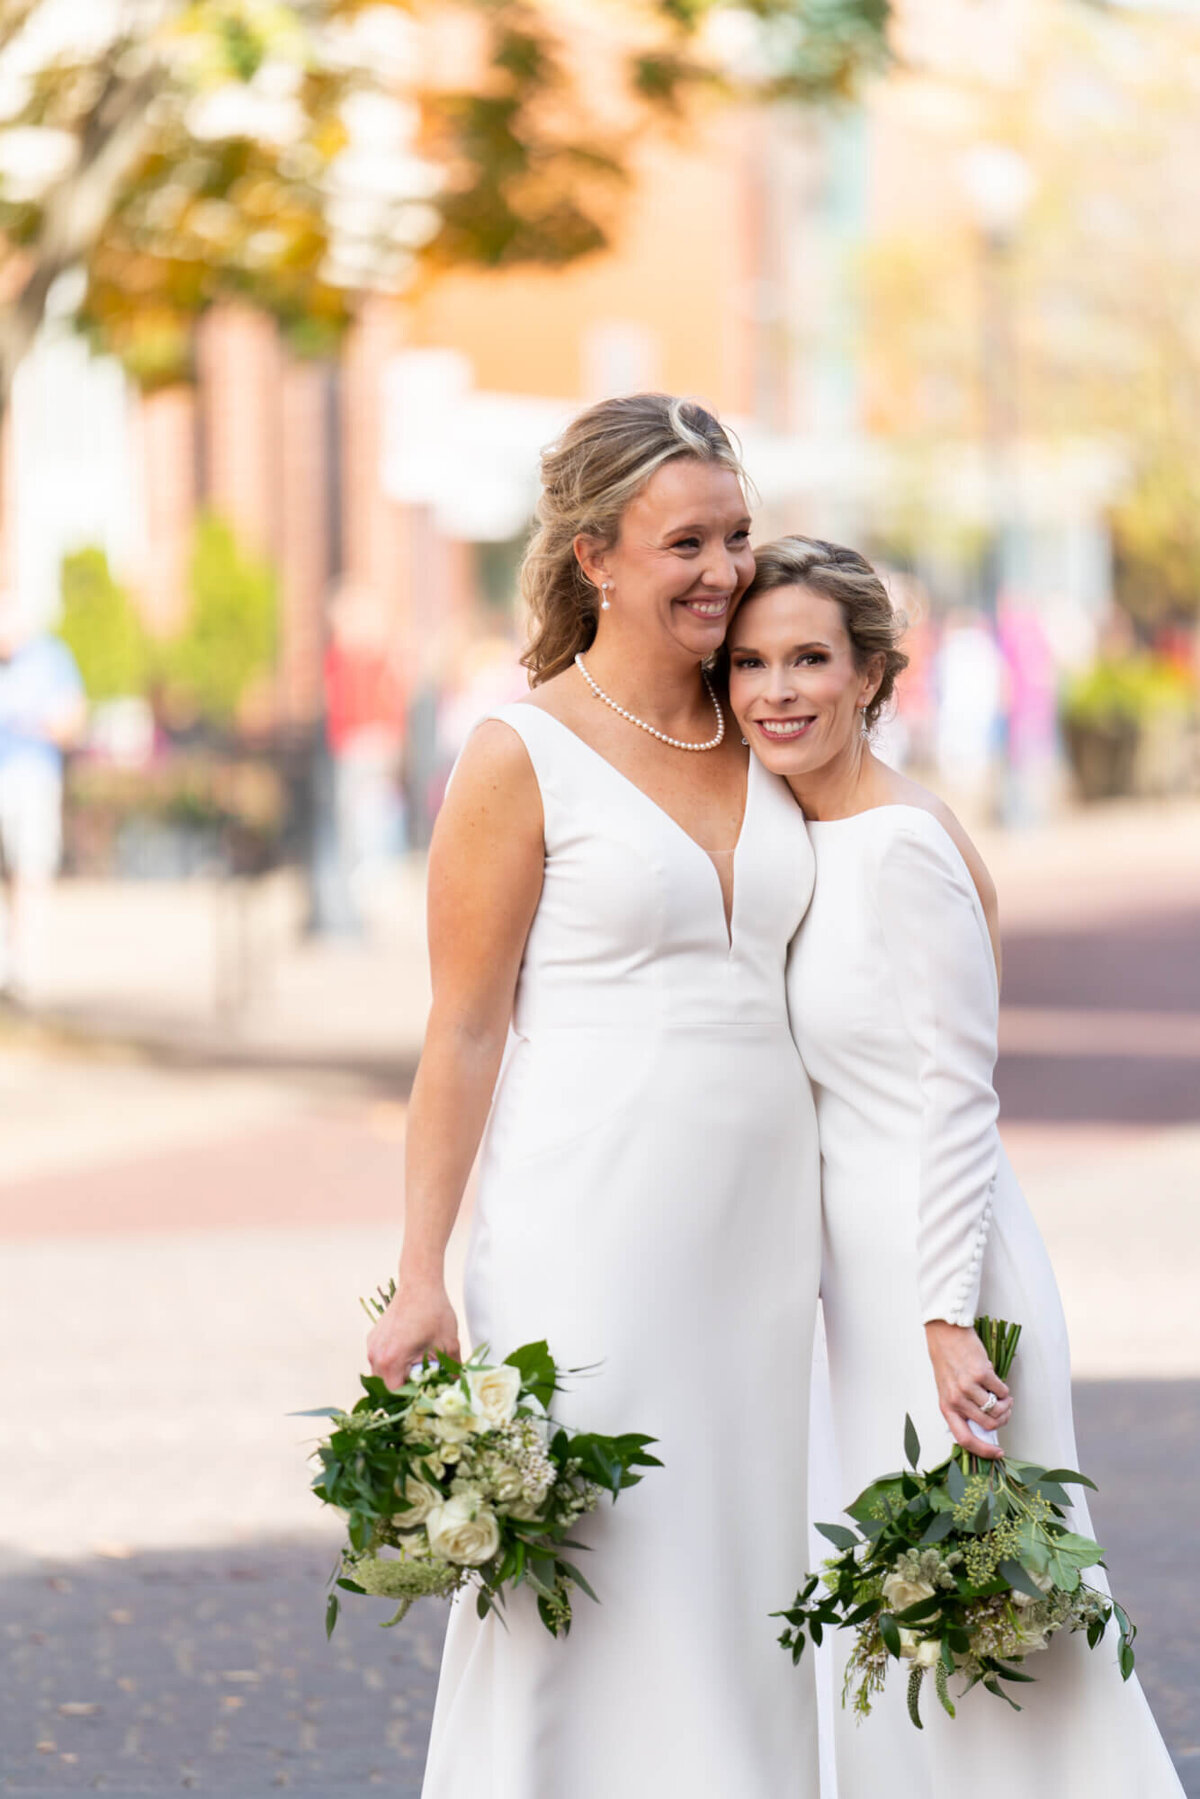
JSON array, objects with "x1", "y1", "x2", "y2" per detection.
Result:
[
  {"x1": 517, "y1": 665, "x2": 592, "y2": 729},
  {"x1": 443, "y1": 715, "x2": 543, "y2": 822}
]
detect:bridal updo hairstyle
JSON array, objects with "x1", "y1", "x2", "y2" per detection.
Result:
[
  {"x1": 741, "y1": 536, "x2": 909, "y2": 732},
  {"x1": 519, "y1": 393, "x2": 747, "y2": 685}
]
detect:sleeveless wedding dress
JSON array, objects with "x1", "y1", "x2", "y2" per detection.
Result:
[
  {"x1": 788, "y1": 804, "x2": 1183, "y2": 1796},
  {"x1": 421, "y1": 703, "x2": 822, "y2": 1798}
]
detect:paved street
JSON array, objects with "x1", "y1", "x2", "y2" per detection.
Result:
[{"x1": 2, "y1": 804, "x2": 1199, "y2": 1795}]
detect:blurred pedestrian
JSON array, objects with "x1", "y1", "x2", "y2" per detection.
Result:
[
  {"x1": 935, "y1": 607, "x2": 1004, "y2": 813},
  {"x1": 323, "y1": 580, "x2": 407, "y2": 894},
  {"x1": 0, "y1": 593, "x2": 86, "y2": 1003},
  {"x1": 997, "y1": 596, "x2": 1059, "y2": 824}
]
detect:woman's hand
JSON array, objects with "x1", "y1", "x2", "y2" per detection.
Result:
[
  {"x1": 367, "y1": 1279, "x2": 461, "y2": 1391},
  {"x1": 924, "y1": 1320, "x2": 1012, "y2": 1461}
]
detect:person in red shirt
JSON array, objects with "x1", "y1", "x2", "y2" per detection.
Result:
[{"x1": 322, "y1": 582, "x2": 407, "y2": 891}]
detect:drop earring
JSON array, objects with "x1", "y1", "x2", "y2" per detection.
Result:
[
  {"x1": 600, "y1": 583, "x2": 611, "y2": 611},
  {"x1": 860, "y1": 705, "x2": 870, "y2": 740}
]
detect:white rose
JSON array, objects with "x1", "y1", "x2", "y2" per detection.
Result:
[
  {"x1": 394, "y1": 1473, "x2": 442, "y2": 1527},
  {"x1": 1011, "y1": 1567, "x2": 1054, "y2": 1609},
  {"x1": 913, "y1": 1638, "x2": 942, "y2": 1669},
  {"x1": 431, "y1": 1386, "x2": 477, "y2": 1444},
  {"x1": 467, "y1": 1364, "x2": 522, "y2": 1429},
  {"x1": 425, "y1": 1494, "x2": 502, "y2": 1567},
  {"x1": 882, "y1": 1572, "x2": 936, "y2": 1615},
  {"x1": 489, "y1": 1465, "x2": 525, "y2": 1503},
  {"x1": 896, "y1": 1627, "x2": 920, "y2": 1660},
  {"x1": 505, "y1": 1495, "x2": 548, "y2": 1523}
]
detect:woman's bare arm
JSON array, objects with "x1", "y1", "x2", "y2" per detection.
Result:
[{"x1": 367, "y1": 720, "x2": 544, "y2": 1388}]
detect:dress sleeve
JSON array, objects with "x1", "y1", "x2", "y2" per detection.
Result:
[{"x1": 871, "y1": 819, "x2": 1001, "y2": 1328}]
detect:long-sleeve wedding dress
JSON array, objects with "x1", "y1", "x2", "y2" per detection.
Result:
[{"x1": 788, "y1": 803, "x2": 1183, "y2": 1796}]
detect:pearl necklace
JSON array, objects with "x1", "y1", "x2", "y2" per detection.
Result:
[{"x1": 574, "y1": 652, "x2": 725, "y2": 752}]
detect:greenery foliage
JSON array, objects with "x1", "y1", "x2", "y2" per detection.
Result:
[
  {"x1": 1113, "y1": 448, "x2": 1200, "y2": 626},
  {"x1": 1061, "y1": 654, "x2": 1194, "y2": 730},
  {"x1": 302, "y1": 1287, "x2": 660, "y2": 1640},
  {"x1": 58, "y1": 514, "x2": 280, "y2": 726},
  {"x1": 774, "y1": 1317, "x2": 1136, "y2": 1727},
  {"x1": 166, "y1": 513, "x2": 278, "y2": 724},
  {"x1": 0, "y1": 1, "x2": 891, "y2": 398},
  {"x1": 58, "y1": 547, "x2": 152, "y2": 701}
]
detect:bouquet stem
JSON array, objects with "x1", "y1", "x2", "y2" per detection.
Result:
[{"x1": 962, "y1": 1316, "x2": 1024, "y2": 1473}]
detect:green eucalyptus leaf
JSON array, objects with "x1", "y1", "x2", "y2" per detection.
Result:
[
  {"x1": 556, "y1": 1560, "x2": 599, "y2": 1604},
  {"x1": 1053, "y1": 1531, "x2": 1105, "y2": 1565},
  {"x1": 998, "y1": 1559, "x2": 1046, "y2": 1601},
  {"x1": 893, "y1": 1595, "x2": 944, "y2": 1624},
  {"x1": 815, "y1": 1521, "x2": 860, "y2": 1551},
  {"x1": 1039, "y1": 1468, "x2": 1099, "y2": 1491},
  {"x1": 904, "y1": 1415, "x2": 921, "y2": 1468},
  {"x1": 982, "y1": 1675, "x2": 1022, "y2": 1711}
]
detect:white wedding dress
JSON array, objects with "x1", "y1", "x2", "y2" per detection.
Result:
[
  {"x1": 421, "y1": 704, "x2": 822, "y2": 1798},
  {"x1": 788, "y1": 804, "x2": 1183, "y2": 1796}
]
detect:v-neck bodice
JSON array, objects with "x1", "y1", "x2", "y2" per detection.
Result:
[{"x1": 487, "y1": 703, "x2": 813, "y2": 1033}]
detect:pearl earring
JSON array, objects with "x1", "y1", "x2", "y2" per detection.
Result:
[
  {"x1": 600, "y1": 582, "x2": 611, "y2": 611},
  {"x1": 740, "y1": 736, "x2": 748, "y2": 746}
]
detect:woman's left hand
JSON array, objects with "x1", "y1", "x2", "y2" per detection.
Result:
[{"x1": 924, "y1": 1319, "x2": 1013, "y2": 1460}]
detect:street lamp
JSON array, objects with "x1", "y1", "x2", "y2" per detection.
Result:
[
  {"x1": 958, "y1": 145, "x2": 1037, "y2": 824},
  {"x1": 959, "y1": 145, "x2": 1036, "y2": 619}
]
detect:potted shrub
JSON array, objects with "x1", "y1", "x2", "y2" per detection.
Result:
[{"x1": 1061, "y1": 655, "x2": 1194, "y2": 801}]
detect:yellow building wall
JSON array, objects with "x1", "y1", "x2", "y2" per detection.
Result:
[{"x1": 406, "y1": 119, "x2": 756, "y2": 414}]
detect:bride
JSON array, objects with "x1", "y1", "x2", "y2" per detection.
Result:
[
  {"x1": 366, "y1": 397, "x2": 822, "y2": 1796},
  {"x1": 726, "y1": 535, "x2": 1184, "y2": 1795}
]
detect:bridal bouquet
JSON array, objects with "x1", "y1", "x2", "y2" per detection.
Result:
[
  {"x1": 775, "y1": 1317, "x2": 1136, "y2": 1728},
  {"x1": 301, "y1": 1292, "x2": 659, "y2": 1640}
]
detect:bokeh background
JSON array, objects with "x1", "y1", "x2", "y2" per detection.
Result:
[{"x1": 1, "y1": 2, "x2": 1199, "y2": 1794}]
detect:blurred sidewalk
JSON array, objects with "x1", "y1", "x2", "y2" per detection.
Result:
[
  {"x1": 7, "y1": 794, "x2": 1200, "y2": 1075},
  {"x1": 8, "y1": 861, "x2": 432, "y2": 1078}
]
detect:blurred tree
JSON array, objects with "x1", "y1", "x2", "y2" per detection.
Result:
[
  {"x1": 59, "y1": 545, "x2": 153, "y2": 699},
  {"x1": 165, "y1": 511, "x2": 277, "y2": 724},
  {"x1": 1112, "y1": 445, "x2": 1200, "y2": 630},
  {"x1": 0, "y1": 0, "x2": 890, "y2": 404},
  {"x1": 859, "y1": 2, "x2": 1200, "y2": 622}
]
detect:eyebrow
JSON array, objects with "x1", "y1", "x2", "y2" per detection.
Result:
[
  {"x1": 663, "y1": 517, "x2": 752, "y2": 536},
  {"x1": 730, "y1": 639, "x2": 833, "y2": 654}
]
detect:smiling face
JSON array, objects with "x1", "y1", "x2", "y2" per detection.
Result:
[
  {"x1": 577, "y1": 457, "x2": 755, "y2": 661},
  {"x1": 726, "y1": 582, "x2": 882, "y2": 777}
]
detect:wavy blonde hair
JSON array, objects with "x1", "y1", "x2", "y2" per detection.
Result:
[{"x1": 519, "y1": 393, "x2": 746, "y2": 685}]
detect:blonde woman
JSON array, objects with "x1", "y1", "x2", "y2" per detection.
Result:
[
  {"x1": 367, "y1": 398, "x2": 821, "y2": 1796},
  {"x1": 726, "y1": 536, "x2": 1183, "y2": 1796}
]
